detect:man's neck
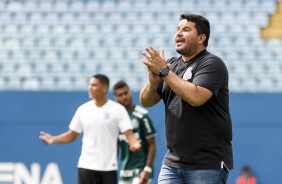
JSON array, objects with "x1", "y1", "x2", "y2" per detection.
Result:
[
  {"x1": 127, "y1": 104, "x2": 135, "y2": 113},
  {"x1": 182, "y1": 48, "x2": 206, "y2": 62},
  {"x1": 95, "y1": 98, "x2": 108, "y2": 107}
]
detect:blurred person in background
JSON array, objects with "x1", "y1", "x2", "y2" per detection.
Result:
[
  {"x1": 140, "y1": 13, "x2": 233, "y2": 184},
  {"x1": 113, "y1": 80, "x2": 157, "y2": 184},
  {"x1": 236, "y1": 166, "x2": 257, "y2": 184},
  {"x1": 39, "y1": 74, "x2": 141, "y2": 184}
]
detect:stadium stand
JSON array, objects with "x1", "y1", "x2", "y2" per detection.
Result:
[{"x1": 0, "y1": 0, "x2": 282, "y2": 92}]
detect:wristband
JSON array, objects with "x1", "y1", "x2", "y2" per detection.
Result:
[{"x1": 143, "y1": 166, "x2": 152, "y2": 173}]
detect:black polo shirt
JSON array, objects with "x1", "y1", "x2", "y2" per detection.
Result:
[{"x1": 158, "y1": 50, "x2": 233, "y2": 170}]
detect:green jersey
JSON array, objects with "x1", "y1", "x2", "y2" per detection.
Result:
[{"x1": 119, "y1": 105, "x2": 156, "y2": 181}]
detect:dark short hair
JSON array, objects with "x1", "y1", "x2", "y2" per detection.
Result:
[
  {"x1": 92, "y1": 74, "x2": 109, "y2": 87},
  {"x1": 113, "y1": 80, "x2": 129, "y2": 91},
  {"x1": 180, "y1": 13, "x2": 210, "y2": 47}
]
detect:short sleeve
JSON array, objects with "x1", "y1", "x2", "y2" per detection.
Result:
[
  {"x1": 69, "y1": 108, "x2": 83, "y2": 133},
  {"x1": 193, "y1": 57, "x2": 228, "y2": 96},
  {"x1": 141, "y1": 114, "x2": 157, "y2": 138},
  {"x1": 118, "y1": 106, "x2": 133, "y2": 133}
]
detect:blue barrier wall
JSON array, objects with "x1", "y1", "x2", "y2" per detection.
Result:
[{"x1": 0, "y1": 92, "x2": 281, "y2": 184}]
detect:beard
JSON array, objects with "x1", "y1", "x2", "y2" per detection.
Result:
[
  {"x1": 176, "y1": 47, "x2": 191, "y2": 56},
  {"x1": 123, "y1": 101, "x2": 132, "y2": 109},
  {"x1": 176, "y1": 41, "x2": 198, "y2": 57}
]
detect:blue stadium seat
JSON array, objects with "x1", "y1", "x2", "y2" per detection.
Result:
[
  {"x1": 53, "y1": 1, "x2": 69, "y2": 12},
  {"x1": 37, "y1": 1, "x2": 53, "y2": 12},
  {"x1": 6, "y1": 76, "x2": 22, "y2": 90},
  {"x1": 22, "y1": 77, "x2": 40, "y2": 91},
  {"x1": 69, "y1": 0, "x2": 85, "y2": 12},
  {"x1": 40, "y1": 76, "x2": 56, "y2": 90}
]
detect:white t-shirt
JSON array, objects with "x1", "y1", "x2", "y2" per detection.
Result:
[{"x1": 69, "y1": 99, "x2": 133, "y2": 171}]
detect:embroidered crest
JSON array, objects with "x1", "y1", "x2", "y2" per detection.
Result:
[{"x1": 183, "y1": 67, "x2": 193, "y2": 80}]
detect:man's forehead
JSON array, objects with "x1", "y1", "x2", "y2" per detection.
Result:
[
  {"x1": 90, "y1": 77, "x2": 99, "y2": 83},
  {"x1": 178, "y1": 19, "x2": 192, "y2": 27}
]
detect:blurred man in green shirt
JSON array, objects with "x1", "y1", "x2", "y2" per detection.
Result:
[{"x1": 113, "y1": 80, "x2": 157, "y2": 184}]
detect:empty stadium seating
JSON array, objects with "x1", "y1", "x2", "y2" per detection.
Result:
[{"x1": 0, "y1": 0, "x2": 282, "y2": 92}]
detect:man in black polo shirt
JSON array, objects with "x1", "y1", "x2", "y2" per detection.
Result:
[{"x1": 140, "y1": 13, "x2": 233, "y2": 184}]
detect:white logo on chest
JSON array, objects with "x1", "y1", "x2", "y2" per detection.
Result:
[{"x1": 182, "y1": 67, "x2": 193, "y2": 80}]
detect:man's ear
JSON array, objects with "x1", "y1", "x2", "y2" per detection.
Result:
[
  {"x1": 103, "y1": 85, "x2": 108, "y2": 93},
  {"x1": 199, "y1": 34, "x2": 206, "y2": 44}
]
